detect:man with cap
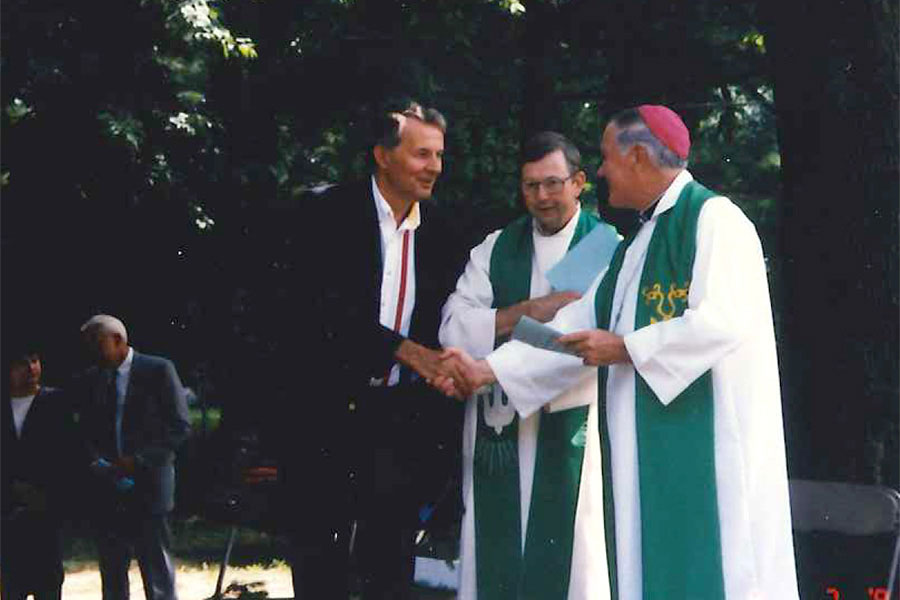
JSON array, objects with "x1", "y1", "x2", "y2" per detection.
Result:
[
  {"x1": 438, "y1": 131, "x2": 612, "y2": 599},
  {"x1": 435, "y1": 106, "x2": 798, "y2": 599}
]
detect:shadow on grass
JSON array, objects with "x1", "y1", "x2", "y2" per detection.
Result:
[
  {"x1": 171, "y1": 515, "x2": 291, "y2": 569},
  {"x1": 61, "y1": 515, "x2": 457, "y2": 599},
  {"x1": 61, "y1": 514, "x2": 291, "y2": 572}
]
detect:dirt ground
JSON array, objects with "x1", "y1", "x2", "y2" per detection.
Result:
[
  {"x1": 60, "y1": 564, "x2": 456, "y2": 599},
  {"x1": 62, "y1": 564, "x2": 294, "y2": 599}
]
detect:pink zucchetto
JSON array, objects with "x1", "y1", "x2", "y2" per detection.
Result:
[{"x1": 637, "y1": 105, "x2": 691, "y2": 160}]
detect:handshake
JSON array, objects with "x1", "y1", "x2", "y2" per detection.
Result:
[
  {"x1": 397, "y1": 340, "x2": 495, "y2": 399},
  {"x1": 396, "y1": 317, "x2": 630, "y2": 399},
  {"x1": 398, "y1": 326, "x2": 630, "y2": 399},
  {"x1": 429, "y1": 347, "x2": 496, "y2": 399}
]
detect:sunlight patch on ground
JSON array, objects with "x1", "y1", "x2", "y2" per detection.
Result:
[{"x1": 62, "y1": 563, "x2": 294, "y2": 599}]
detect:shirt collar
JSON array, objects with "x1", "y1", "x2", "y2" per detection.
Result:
[
  {"x1": 645, "y1": 169, "x2": 693, "y2": 221},
  {"x1": 532, "y1": 203, "x2": 582, "y2": 238},
  {"x1": 371, "y1": 176, "x2": 422, "y2": 232},
  {"x1": 117, "y1": 347, "x2": 134, "y2": 376}
]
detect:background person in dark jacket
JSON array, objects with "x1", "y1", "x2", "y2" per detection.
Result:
[{"x1": 1, "y1": 341, "x2": 75, "y2": 600}]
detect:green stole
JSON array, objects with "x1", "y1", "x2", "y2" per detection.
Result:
[
  {"x1": 474, "y1": 209, "x2": 600, "y2": 599},
  {"x1": 593, "y1": 180, "x2": 725, "y2": 599}
]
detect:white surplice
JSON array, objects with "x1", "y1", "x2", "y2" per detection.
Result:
[
  {"x1": 440, "y1": 205, "x2": 611, "y2": 600},
  {"x1": 487, "y1": 171, "x2": 799, "y2": 600}
]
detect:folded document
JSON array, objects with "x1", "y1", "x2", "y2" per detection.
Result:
[{"x1": 511, "y1": 316, "x2": 578, "y2": 356}]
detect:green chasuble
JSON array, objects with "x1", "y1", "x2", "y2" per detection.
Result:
[
  {"x1": 473, "y1": 208, "x2": 601, "y2": 599},
  {"x1": 593, "y1": 181, "x2": 725, "y2": 599}
]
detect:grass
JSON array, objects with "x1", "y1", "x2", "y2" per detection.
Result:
[
  {"x1": 61, "y1": 515, "x2": 457, "y2": 598},
  {"x1": 62, "y1": 514, "x2": 289, "y2": 572}
]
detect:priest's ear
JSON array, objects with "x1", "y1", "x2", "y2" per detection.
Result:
[
  {"x1": 630, "y1": 143, "x2": 661, "y2": 176},
  {"x1": 630, "y1": 143, "x2": 650, "y2": 168},
  {"x1": 571, "y1": 169, "x2": 587, "y2": 192}
]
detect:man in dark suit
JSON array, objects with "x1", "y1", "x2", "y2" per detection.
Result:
[
  {"x1": 281, "y1": 101, "x2": 467, "y2": 599},
  {"x1": 78, "y1": 314, "x2": 191, "y2": 600},
  {"x1": 1, "y1": 342, "x2": 75, "y2": 600}
]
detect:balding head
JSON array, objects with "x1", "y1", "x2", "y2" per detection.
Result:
[
  {"x1": 81, "y1": 314, "x2": 129, "y2": 367},
  {"x1": 81, "y1": 314, "x2": 128, "y2": 342}
]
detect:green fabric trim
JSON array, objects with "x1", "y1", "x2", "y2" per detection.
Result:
[
  {"x1": 475, "y1": 213, "x2": 531, "y2": 599},
  {"x1": 475, "y1": 209, "x2": 598, "y2": 599},
  {"x1": 593, "y1": 237, "x2": 633, "y2": 600},
  {"x1": 473, "y1": 386, "x2": 522, "y2": 600},
  {"x1": 595, "y1": 180, "x2": 725, "y2": 600},
  {"x1": 490, "y1": 214, "x2": 534, "y2": 312},
  {"x1": 519, "y1": 404, "x2": 589, "y2": 599}
]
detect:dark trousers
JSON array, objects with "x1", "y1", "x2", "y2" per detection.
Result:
[
  {"x1": 287, "y1": 385, "x2": 429, "y2": 599},
  {"x1": 283, "y1": 432, "x2": 350, "y2": 600},
  {"x1": 354, "y1": 444, "x2": 418, "y2": 600},
  {"x1": 353, "y1": 385, "x2": 428, "y2": 600},
  {"x1": 95, "y1": 510, "x2": 177, "y2": 600},
  {"x1": 288, "y1": 524, "x2": 349, "y2": 599},
  {"x1": 0, "y1": 513, "x2": 64, "y2": 600}
]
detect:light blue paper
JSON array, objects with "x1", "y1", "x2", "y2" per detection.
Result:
[
  {"x1": 512, "y1": 316, "x2": 577, "y2": 356},
  {"x1": 546, "y1": 222, "x2": 621, "y2": 294}
]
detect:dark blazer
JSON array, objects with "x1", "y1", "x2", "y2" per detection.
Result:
[
  {"x1": 1, "y1": 387, "x2": 75, "y2": 519},
  {"x1": 78, "y1": 352, "x2": 191, "y2": 514},
  {"x1": 277, "y1": 179, "x2": 467, "y2": 519},
  {"x1": 306, "y1": 180, "x2": 466, "y2": 388}
]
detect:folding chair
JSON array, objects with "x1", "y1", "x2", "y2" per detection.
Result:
[{"x1": 790, "y1": 479, "x2": 900, "y2": 599}]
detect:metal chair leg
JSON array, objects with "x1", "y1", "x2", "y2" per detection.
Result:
[
  {"x1": 887, "y1": 530, "x2": 900, "y2": 597},
  {"x1": 213, "y1": 525, "x2": 239, "y2": 599}
]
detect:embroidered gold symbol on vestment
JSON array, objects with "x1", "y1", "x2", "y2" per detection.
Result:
[{"x1": 642, "y1": 281, "x2": 690, "y2": 323}]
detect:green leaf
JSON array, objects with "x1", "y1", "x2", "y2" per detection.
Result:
[{"x1": 177, "y1": 91, "x2": 206, "y2": 106}]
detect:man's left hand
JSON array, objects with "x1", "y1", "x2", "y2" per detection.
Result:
[{"x1": 557, "y1": 329, "x2": 631, "y2": 366}]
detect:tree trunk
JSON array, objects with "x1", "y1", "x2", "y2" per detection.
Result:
[{"x1": 761, "y1": 0, "x2": 899, "y2": 487}]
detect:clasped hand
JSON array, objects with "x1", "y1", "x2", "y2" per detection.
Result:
[
  {"x1": 421, "y1": 328, "x2": 629, "y2": 400},
  {"x1": 426, "y1": 348, "x2": 494, "y2": 400}
]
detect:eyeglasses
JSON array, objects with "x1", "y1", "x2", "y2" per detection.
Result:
[{"x1": 521, "y1": 174, "x2": 575, "y2": 195}]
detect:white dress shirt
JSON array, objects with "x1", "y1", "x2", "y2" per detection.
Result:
[
  {"x1": 10, "y1": 394, "x2": 36, "y2": 438},
  {"x1": 372, "y1": 176, "x2": 420, "y2": 386},
  {"x1": 113, "y1": 347, "x2": 135, "y2": 455}
]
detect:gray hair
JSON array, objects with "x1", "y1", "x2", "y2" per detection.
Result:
[
  {"x1": 80, "y1": 314, "x2": 128, "y2": 343},
  {"x1": 374, "y1": 101, "x2": 447, "y2": 150},
  {"x1": 610, "y1": 108, "x2": 688, "y2": 169}
]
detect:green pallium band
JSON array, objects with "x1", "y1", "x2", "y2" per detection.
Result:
[{"x1": 594, "y1": 181, "x2": 725, "y2": 600}]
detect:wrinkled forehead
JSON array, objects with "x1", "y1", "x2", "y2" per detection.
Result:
[
  {"x1": 83, "y1": 326, "x2": 114, "y2": 342},
  {"x1": 398, "y1": 118, "x2": 444, "y2": 148},
  {"x1": 401, "y1": 115, "x2": 442, "y2": 136}
]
